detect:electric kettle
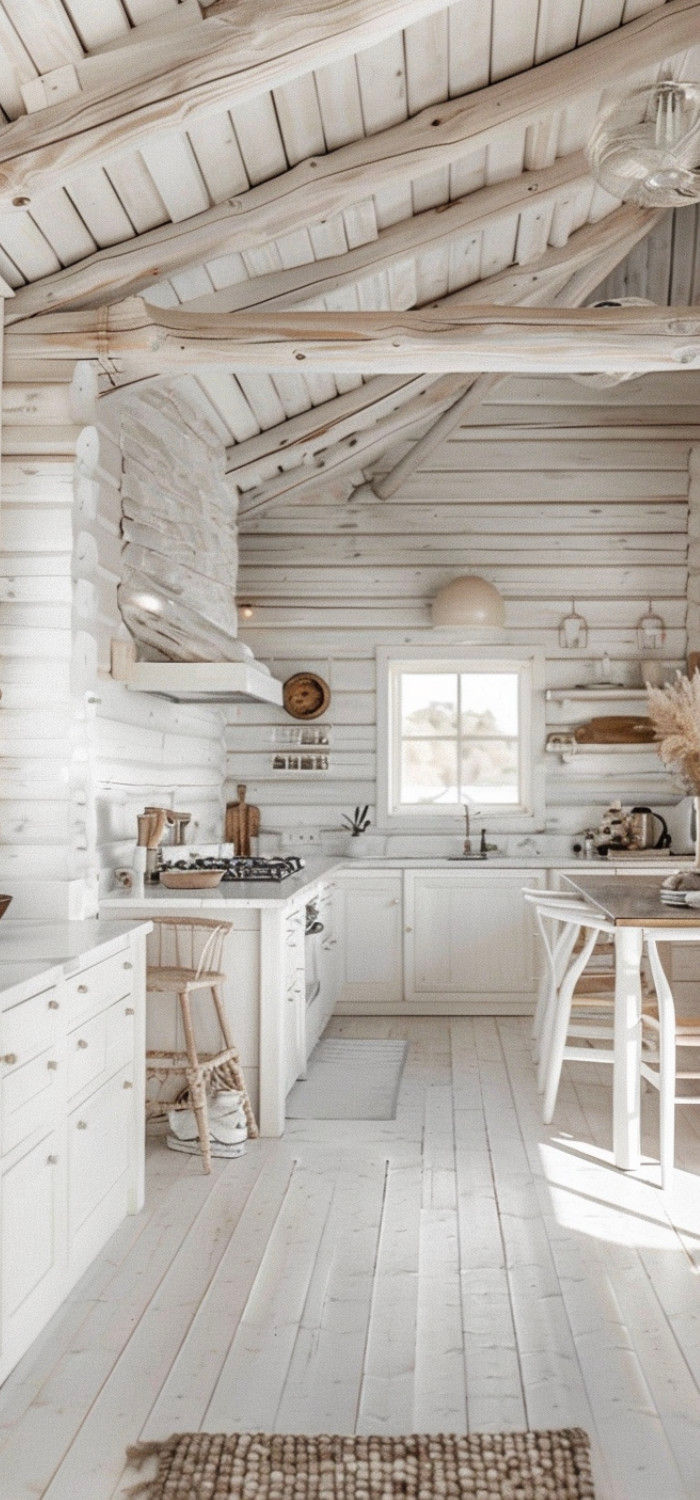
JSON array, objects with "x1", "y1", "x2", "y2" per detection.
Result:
[{"x1": 627, "y1": 806, "x2": 671, "y2": 850}]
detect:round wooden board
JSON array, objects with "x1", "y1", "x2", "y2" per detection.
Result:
[{"x1": 283, "y1": 672, "x2": 331, "y2": 720}]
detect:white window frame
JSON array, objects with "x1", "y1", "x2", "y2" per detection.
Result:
[{"x1": 377, "y1": 645, "x2": 545, "y2": 833}]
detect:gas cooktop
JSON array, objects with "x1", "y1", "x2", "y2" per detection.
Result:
[{"x1": 162, "y1": 855, "x2": 306, "y2": 882}]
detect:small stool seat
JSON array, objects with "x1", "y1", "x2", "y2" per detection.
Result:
[
  {"x1": 148, "y1": 966, "x2": 227, "y2": 992},
  {"x1": 146, "y1": 917, "x2": 257, "y2": 1173}
]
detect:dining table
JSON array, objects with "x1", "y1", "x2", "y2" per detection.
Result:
[{"x1": 564, "y1": 873, "x2": 700, "y2": 1170}]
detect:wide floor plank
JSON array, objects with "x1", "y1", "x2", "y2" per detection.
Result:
[{"x1": 0, "y1": 1018, "x2": 698, "y2": 1500}]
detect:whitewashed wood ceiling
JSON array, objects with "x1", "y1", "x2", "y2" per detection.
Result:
[{"x1": 1, "y1": 0, "x2": 699, "y2": 494}]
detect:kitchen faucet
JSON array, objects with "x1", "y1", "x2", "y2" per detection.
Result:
[{"x1": 463, "y1": 801, "x2": 480, "y2": 855}]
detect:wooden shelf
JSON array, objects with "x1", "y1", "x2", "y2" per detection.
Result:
[{"x1": 545, "y1": 687, "x2": 647, "y2": 702}]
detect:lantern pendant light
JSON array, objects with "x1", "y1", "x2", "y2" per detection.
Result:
[
  {"x1": 636, "y1": 601, "x2": 666, "y2": 652},
  {"x1": 558, "y1": 601, "x2": 589, "y2": 649}
]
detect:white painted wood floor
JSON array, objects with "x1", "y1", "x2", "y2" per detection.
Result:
[{"x1": 1, "y1": 1017, "x2": 700, "y2": 1500}]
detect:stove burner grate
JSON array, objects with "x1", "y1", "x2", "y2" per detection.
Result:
[{"x1": 163, "y1": 854, "x2": 305, "y2": 882}]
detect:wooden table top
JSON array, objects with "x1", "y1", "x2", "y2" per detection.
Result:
[{"x1": 563, "y1": 874, "x2": 700, "y2": 927}]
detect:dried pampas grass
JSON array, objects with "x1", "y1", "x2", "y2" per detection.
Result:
[{"x1": 647, "y1": 670, "x2": 700, "y2": 790}]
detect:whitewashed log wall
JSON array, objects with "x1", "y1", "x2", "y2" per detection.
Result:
[
  {"x1": 84, "y1": 389, "x2": 228, "y2": 895},
  {"x1": 119, "y1": 387, "x2": 245, "y2": 664},
  {"x1": 227, "y1": 373, "x2": 696, "y2": 843},
  {"x1": 0, "y1": 372, "x2": 227, "y2": 915}
]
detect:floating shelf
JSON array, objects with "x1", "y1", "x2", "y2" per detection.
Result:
[{"x1": 545, "y1": 687, "x2": 647, "y2": 702}]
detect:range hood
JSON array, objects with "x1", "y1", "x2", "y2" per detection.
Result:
[{"x1": 119, "y1": 658, "x2": 283, "y2": 706}]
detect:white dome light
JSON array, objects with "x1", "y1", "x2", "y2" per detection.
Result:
[{"x1": 431, "y1": 575, "x2": 506, "y2": 631}]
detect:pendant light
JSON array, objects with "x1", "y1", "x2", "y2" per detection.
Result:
[{"x1": 431, "y1": 575, "x2": 506, "y2": 632}]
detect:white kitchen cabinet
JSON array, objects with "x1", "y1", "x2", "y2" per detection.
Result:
[
  {"x1": 1, "y1": 1128, "x2": 64, "y2": 1379},
  {"x1": 283, "y1": 902, "x2": 306, "y2": 1093},
  {"x1": 0, "y1": 928, "x2": 148, "y2": 1385},
  {"x1": 335, "y1": 871, "x2": 404, "y2": 1012},
  {"x1": 404, "y1": 869, "x2": 543, "y2": 1012}
]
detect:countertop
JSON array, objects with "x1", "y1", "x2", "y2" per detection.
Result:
[
  {"x1": 100, "y1": 858, "x2": 344, "y2": 912},
  {"x1": 99, "y1": 853, "x2": 696, "y2": 914},
  {"x1": 0, "y1": 918, "x2": 152, "y2": 1008}
]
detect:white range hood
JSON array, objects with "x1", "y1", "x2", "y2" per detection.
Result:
[{"x1": 121, "y1": 658, "x2": 283, "y2": 706}]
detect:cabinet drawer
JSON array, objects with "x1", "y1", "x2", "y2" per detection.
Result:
[
  {"x1": 67, "y1": 1066, "x2": 133, "y2": 1247},
  {"x1": 2, "y1": 986, "x2": 59, "y2": 1070},
  {"x1": 62, "y1": 948, "x2": 134, "y2": 1026},
  {"x1": 67, "y1": 998, "x2": 135, "y2": 1103},
  {"x1": 1, "y1": 1048, "x2": 61, "y2": 1157}
]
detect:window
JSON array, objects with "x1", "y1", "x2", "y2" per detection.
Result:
[{"x1": 378, "y1": 650, "x2": 542, "y2": 828}]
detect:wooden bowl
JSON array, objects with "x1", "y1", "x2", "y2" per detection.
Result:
[
  {"x1": 159, "y1": 870, "x2": 224, "y2": 890},
  {"x1": 0, "y1": 894, "x2": 12, "y2": 920}
]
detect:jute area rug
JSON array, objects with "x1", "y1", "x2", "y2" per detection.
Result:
[{"x1": 126, "y1": 1429, "x2": 596, "y2": 1499}]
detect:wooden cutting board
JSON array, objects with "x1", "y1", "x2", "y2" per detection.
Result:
[
  {"x1": 225, "y1": 784, "x2": 260, "y2": 856},
  {"x1": 574, "y1": 715, "x2": 656, "y2": 745}
]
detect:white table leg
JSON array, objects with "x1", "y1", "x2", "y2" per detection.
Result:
[{"x1": 613, "y1": 925, "x2": 643, "y2": 1170}]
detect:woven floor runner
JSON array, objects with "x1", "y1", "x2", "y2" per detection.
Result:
[{"x1": 126, "y1": 1429, "x2": 596, "y2": 1498}]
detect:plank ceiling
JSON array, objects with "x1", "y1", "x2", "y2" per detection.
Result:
[{"x1": 1, "y1": 0, "x2": 699, "y2": 499}]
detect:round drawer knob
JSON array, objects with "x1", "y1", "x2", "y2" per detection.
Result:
[
  {"x1": 123, "y1": 961, "x2": 133, "y2": 971},
  {"x1": 405, "y1": 925, "x2": 413, "y2": 933},
  {"x1": 2, "y1": 1053, "x2": 17, "y2": 1065},
  {"x1": 125, "y1": 1006, "x2": 135, "y2": 1016},
  {"x1": 123, "y1": 1079, "x2": 134, "y2": 1090},
  {"x1": 77, "y1": 1120, "x2": 87, "y2": 1130},
  {"x1": 77, "y1": 984, "x2": 88, "y2": 994},
  {"x1": 47, "y1": 1059, "x2": 58, "y2": 1071},
  {"x1": 46, "y1": 1154, "x2": 58, "y2": 1166},
  {"x1": 48, "y1": 998, "x2": 59, "y2": 1010},
  {"x1": 77, "y1": 1039, "x2": 88, "y2": 1050}
]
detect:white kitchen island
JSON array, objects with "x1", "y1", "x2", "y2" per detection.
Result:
[{"x1": 101, "y1": 859, "x2": 344, "y2": 1137}]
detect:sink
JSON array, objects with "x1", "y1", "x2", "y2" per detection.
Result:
[{"x1": 448, "y1": 852, "x2": 496, "y2": 861}]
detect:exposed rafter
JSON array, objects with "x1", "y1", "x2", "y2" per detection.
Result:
[
  {"x1": 370, "y1": 204, "x2": 662, "y2": 498},
  {"x1": 0, "y1": 0, "x2": 458, "y2": 212},
  {"x1": 2, "y1": 0, "x2": 697, "y2": 315},
  {"x1": 176, "y1": 154, "x2": 590, "y2": 316},
  {"x1": 232, "y1": 203, "x2": 660, "y2": 519}
]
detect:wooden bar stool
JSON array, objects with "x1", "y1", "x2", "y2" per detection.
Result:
[{"x1": 146, "y1": 916, "x2": 258, "y2": 1173}]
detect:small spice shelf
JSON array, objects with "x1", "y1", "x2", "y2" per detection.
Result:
[{"x1": 545, "y1": 687, "x2": 648, "y2": 702}]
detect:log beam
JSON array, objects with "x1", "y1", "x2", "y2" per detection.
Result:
[
  {"x1": 174, "y1": 153, "x2": 590, "y2": 316},
  {"x1": 8, "y1": 301, "x2": 697, "y2": 379},
  {"x1": 371, "y1": 203, "x2": 662, "y2": 497},
  {"x1": 0, "y1": 0, "x2": 457, "y2": 213},
  {"x1": 1, "y1": 0, "x2": 697, "y2": 309}
]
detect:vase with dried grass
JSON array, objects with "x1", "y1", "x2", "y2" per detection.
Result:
[{"x1": 647, "y1": 670, "x2": 700, "y2": 884}]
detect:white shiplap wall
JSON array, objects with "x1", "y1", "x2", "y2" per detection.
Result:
[{"x1": 226, "y1": 373, "x2": 698, "y2": 845}]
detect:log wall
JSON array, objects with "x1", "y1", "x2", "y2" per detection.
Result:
[{"x1": 226, "y1": 373, "x2": 696, "y2": 845}]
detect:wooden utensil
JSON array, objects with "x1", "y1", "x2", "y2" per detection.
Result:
[
  {"x1": 225, "y1": 784, "x2": 260, "y2": 856},
  {"x1": 574, "y1": 715, "x2": 656, "y2": 745}
]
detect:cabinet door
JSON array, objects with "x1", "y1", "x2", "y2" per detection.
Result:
[
  {"x1": 405, "y1": 870, "x2": 543, "y2": 1012},
  {"x1": 67, "y1": 1067, "x2": 133, "y2": 1286},
  {"x1": 335, "y1": 873, "x2": 403, "y2": 1011},
  {"x1": 1, "y1": 1130, "x2": 63, "y2": 1379},
  {"x1": 307, "y1": 880, "x2": 340, "y2": 1054}
]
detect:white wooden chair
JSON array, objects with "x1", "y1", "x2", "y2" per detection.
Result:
[
  {"x1": 524, "y1": 891, "x2": 618, "y2": 1123},
  {"x1": 146, "y1": 916, "x2": 258, "y2": 1173},
  {"x1": 641, "y1": 929, "x2": 700, "y2": 1189},
  {"x1": 524, "y1": 887, "x2": 617, "y2": 1086}
]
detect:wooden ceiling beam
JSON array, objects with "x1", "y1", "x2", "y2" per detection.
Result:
[
  {"x1": 234, "y1": 205, "x2": 661, "y2": 516},
  {"x1": 226, "y1": 376, "x2": 428, "y2": 485},
  {"x1": 175, "y1": 153, "x2": 590, "y2": 316},
  {"x1": 0, "y1": 0, "x2": 472, "y2": 214},
  {"x1": 9, "y1": 298, "x2": 698, "y2": 379},
  {"x1": 371, "y1": 204, "x2": 662, "y2": 497},
  {"x1": 3, "y1": 0, "x2": 698, "y2": 308}
]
